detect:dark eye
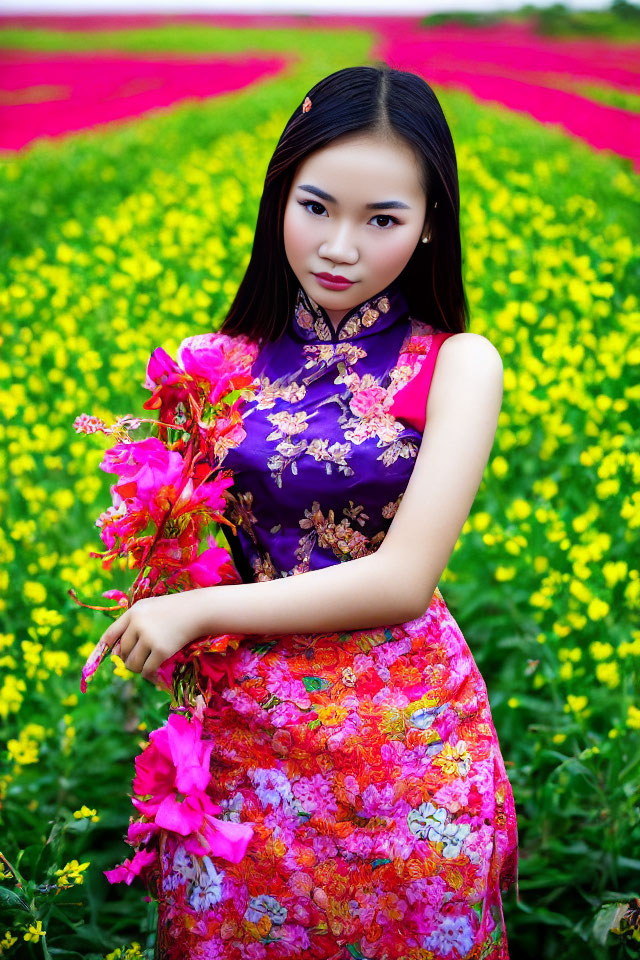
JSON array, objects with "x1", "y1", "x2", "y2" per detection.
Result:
[
  {"x1": 371, "y1": 214, "x2": 399, "y2": 229},
  {"x1": 298, "y1": 199, "x2": 327, "y2": 216},
  {"x1": 298, "y1": 200, "x2": 399, "y2": 229}
]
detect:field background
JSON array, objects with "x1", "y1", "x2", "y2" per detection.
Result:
[{"x1": 1, "y1": 4, "x2": 639, "y2": 958}]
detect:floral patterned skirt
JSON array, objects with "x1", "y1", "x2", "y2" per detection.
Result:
[{"x1": 151, "y1": 588, "x2": 519, "y2": 960}]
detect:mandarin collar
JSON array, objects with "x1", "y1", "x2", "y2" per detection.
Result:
[{"x1": 290, "y1": 277, "x2": 409, "y2": 344}]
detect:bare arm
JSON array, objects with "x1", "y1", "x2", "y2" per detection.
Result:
[
  {"x1": 380, "y1": 331, "x2": 504, "y2": 613},
  {"x1": 183, "y1": 332, "x2": 504, "y2": 639},
  {"x1": 185, "y1": 549, "x2": 414, "y2": 640}
]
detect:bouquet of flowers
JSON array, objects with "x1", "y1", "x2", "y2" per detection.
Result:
[{"x1": 70, "y1": 331, "x2": 260, "y2": 889}]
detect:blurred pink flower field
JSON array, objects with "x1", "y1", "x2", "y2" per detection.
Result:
[
  {"x1": 0, "y1": 13, "x2": 638, "y2": 168},
  {"x1": 0, "y1": 50, "x2": 286, "y2": 150}
]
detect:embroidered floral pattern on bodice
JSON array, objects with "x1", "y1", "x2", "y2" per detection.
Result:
[
  {"x1": 220, "y1": 278, "x2": 449, "y2": 581},
  {"x1": 293, "y1": 285, "x2": 393, "y2": 343}
]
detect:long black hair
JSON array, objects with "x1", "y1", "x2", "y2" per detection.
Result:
[{"x1": 219, "y1": 63, "x2": 468, "y2": 343}]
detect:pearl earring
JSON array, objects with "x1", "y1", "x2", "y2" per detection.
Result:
[{"x1": 421, "y1": 201, "x2": 437, "y2": 243}]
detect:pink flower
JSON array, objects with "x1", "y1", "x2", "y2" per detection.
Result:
[
  {"x1": 183, "y1": 811, "x2": 256, "y2": 861},
  {"x1": 129, "y1": 712, "x2": 254, "y2": 862},
  {"x1": 100, "y1": 437, "x2": 184, "y2": 505},
  {"x1": 126, "y1": 820, "x2": 160, "y2": 847},
  {"x1": 265, "y1": 662, "x2": 312, "y2": 709},
  {"x1": 432, "y1": 778, "x2": 471, "y2": 814},
  {"x1": 349, "y1": 385, "x2": 388, "y2": 419},
  {"x1": 132, "y1": 712, "x2": 213, "y2": 802},
  {"x1": 102, "y1": 589, "x2": 129, "y2": 607},
  {"x1": 104, "y1": 847, "x2": 158, "y2": 886},
  {"x1": 73, "y1": 413, "x2": 108, "y2": 434},
  {"x1": 143, "y1": 346, "x2": 199, "y2": 436},
  {"x1": 187, "y1": 537, "x2": 240, "y2": 588},
  {"x1": 177, "y1": 333, "x2": 259, "y2": 406},
  {"x1": 74, "y1": 333, "x2": 263, "y2": 880}
]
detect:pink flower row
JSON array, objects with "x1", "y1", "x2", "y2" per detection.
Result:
[{"x1": 0, "y1": 15, "x2": 638, "y2": 167}]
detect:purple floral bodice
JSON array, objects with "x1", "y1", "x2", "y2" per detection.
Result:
[{"x1": 220, "y1": 278, "x2": 450, "y2": 583}]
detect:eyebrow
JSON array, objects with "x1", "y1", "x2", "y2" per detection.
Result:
[{"x1": 296, "y1": 183, "x2": 411, "y2": 210}]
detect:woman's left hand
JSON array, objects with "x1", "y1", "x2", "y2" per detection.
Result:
[{"x1": 99, "y1": 593, "x2": 198, "y2": 685}]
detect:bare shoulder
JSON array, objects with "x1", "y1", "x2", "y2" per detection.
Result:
[
  {"x1": 430, "y1": 332, "x2": 503, "y2": 409},
  {"x1": 437, "y1": 331, "x2": 503, "y2": 370}
]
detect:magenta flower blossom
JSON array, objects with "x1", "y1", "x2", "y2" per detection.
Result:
[
  {"x1": 103, "y1": 847, "x2": 158, "y2": 886},
  {"x1": 176, "y1": 332, "x2": 257, "y2": 406},
  {"x1": 73, "y1": 332, "x2": 261, "y2": 884},
  {"x1": 101, "y1": 437, "x2": 184, "y2": 511},
  {"x1": 187, "y1": 536, "x2": 238, "y2": 588},
  {"x1": 127, "y1": 712, "x2": 254, "y2": 863}
]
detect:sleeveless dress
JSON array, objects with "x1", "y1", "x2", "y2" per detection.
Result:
[{"x1": 152, "y1": 278, "x2": 519, "y2": 960}]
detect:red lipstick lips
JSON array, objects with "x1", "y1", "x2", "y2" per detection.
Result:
[
  {"x1": 313, "y1": 273, "x2": 355, "y2": 290},
  {"x1": 315, "y1": 272, "x2": 351, "y2": 282}
]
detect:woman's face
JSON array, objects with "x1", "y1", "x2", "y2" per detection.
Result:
[{"x1": 283, "y1": 132, "x2": 429, "y2": 329}]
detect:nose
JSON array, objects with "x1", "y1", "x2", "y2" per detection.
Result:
[{"x1": 320, "y1": 220, "x2": 359, "y2": 265}]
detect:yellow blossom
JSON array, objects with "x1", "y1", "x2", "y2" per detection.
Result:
[
  {"x1": 589, "y1": 640, "x2": 614, "y2": 660},
  {"x1": 602, "y1": 560, "x2": 628, "y2": 588},
  {"x1": 595, "y1": 661, "x2": 620, "y2": 689},
  {"x1": 23, "y1": 920, "x2": 45, "y2": 943},
  {"x1": 566, "y1": 695, "x2": 588, "y2": 714},
  {"x1": 535, "y1": 478, "x2": 558, "y2": 500},
  {"x1": 54, "y1": 859, "x2": 90, "y2": 887},
  {"x1": 43, "y1": 650, "x2": 70, "y2": 675},
  {"x1": 587, "y1": 598, "x2": 610, "y2": 620},
  {"x1": 111, "y1": 654, "x2": 134, "y2": 680},
  {"x1": 31, "y1": 607, "x2": 65, "y2": 629},
  {"x1": 0, "y1": 676, "x2": 26, "y2": 718},
  {"x1": 471, "y1": 511, "x2": 492, "y2": 531},
  {"x1": 569, "y1": 580, "x2": 592, "y2": 604},
  {"x1": 618, "y1": 635, "x2": 640, "y2": 658},
  {"x1": 491, "y1": 456, "x2": 508, "y2": 478},
  {"x1": 626, "y1": 705, "x2": 640, "y2": 729},
  {"x1": 7, "y1": 733, "x2": 39, "y2": 765},
  {"x1": 73, "y1": 805, "x2": 100, "y2": 822},
  {"x1": 509, "y1": 499, "x2": 531, "y2": 520},
  {"x1": 1, "y1": 931, "x2": 18, "y2": 949},
  {"x1": 624, "y1": 578, "x2": 640, "y2": 607},
  {"x1": 22, "y1": 580, "x2": 47, "y2": 604}
]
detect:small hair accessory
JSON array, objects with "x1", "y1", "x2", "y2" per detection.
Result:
[{"x1": 302, "y1": 96, "x2": 312, "y2": 113}]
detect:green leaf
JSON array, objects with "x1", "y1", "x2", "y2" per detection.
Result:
[
  {"x1": 346, "y1": 945, "x2": 366, "y2": 959},
  {"x1": 0, "y1": 885, "x2": 31, "y2": 912},
  {"x1": 302, "y1": 676, "x2": 330, "y2": 692},
  {"x1": 220, "y1": 388, "x2": 245, "y2": 406},
  {"x1": 593, "y1": 901, "x2": 631, "y2": 945}
]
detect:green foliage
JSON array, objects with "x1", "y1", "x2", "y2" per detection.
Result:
[{"x1": 421, "y1": 0, "x2": 640, "y2": 41}]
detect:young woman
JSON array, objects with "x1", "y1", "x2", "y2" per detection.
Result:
[{"x1": 104, "y1": 64, "x2": 519, "y2": 959}]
